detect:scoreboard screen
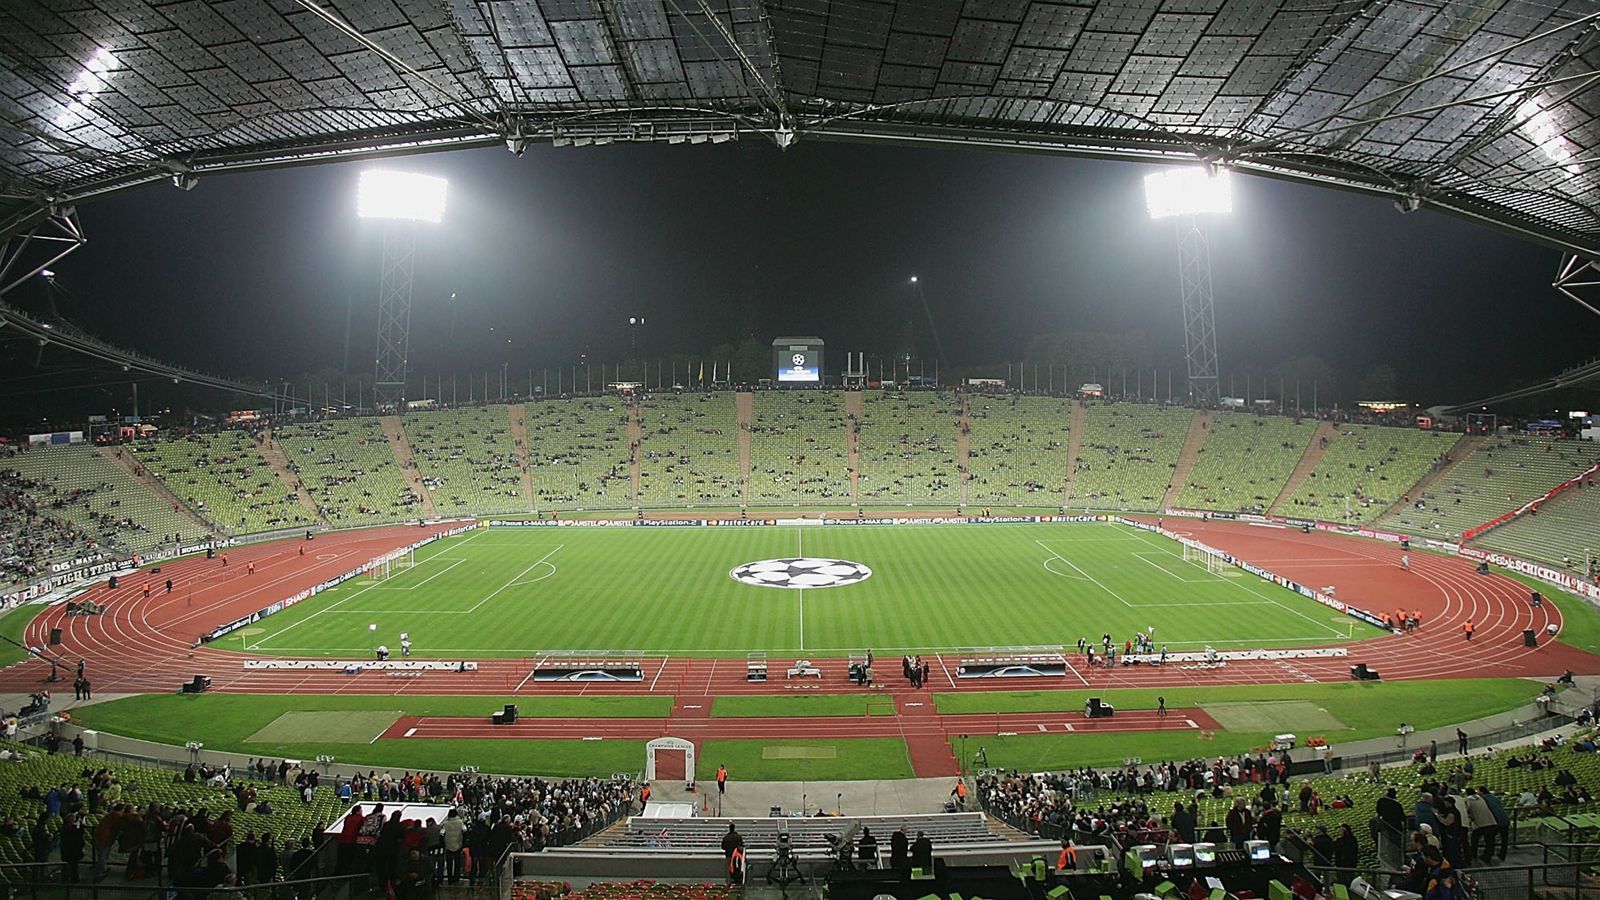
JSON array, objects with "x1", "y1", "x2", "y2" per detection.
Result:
[{"x1": 778, "y1": 350, "x2": 819, "y2": 382}]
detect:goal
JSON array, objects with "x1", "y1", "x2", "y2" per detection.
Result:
[
  {"x1": 1181, "y1": 543, "x2": 1226, "y2": 575},
  {"x1": 367, "y1": 549, "x2": 416, "y2": 582}
]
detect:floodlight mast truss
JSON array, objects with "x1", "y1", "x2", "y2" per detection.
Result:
[
  {"x1": 1177, "y1": 215, "x2": 1220, "y2": 406},
  {"x1": 374, "y1": 221, "x2": 415, "y2": 413}
]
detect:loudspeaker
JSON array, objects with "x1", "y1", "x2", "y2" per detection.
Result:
[
  {"x1": 491, "y1": 712, "x2": 504, "y2": 726},
  {"x1": 49, "y1": 628, "x2": 62, "y2": 646},
  {"x1": 502, "y1": 704, "x2": 518, "y2": 724},
  {"x1": 1524, "y1": 628, "x2": 1538, "y2": 648},
  {"x1": 183, "y1": 675, "x2": 211, "y2": 694},
  {"x1": 107, "y1": 575, "x2": 118, "y2": 590}
]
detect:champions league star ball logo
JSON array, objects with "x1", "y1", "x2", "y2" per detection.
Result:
[
  {"x1": 792, "y1": 354, "x2": 806, "y2": 366},
  {"x1": 730, "y1": 558, "x2": 872, "y2": 589}
]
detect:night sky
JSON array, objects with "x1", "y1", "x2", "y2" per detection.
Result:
[{"x1": 3, "y1": 139, "x2": 1595, "y2": 421}]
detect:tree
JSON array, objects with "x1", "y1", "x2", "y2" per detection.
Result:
[{"x1": 1357, "y1": 364, "x2": 1400, "y2": 401}]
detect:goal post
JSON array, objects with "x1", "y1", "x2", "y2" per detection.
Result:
[
  {"x1": 1181, "y1": 542, "x2": 1226, "y2": 575},
  {"x1": 366, "y1": 548, "x2": 415, "y2": 582}
]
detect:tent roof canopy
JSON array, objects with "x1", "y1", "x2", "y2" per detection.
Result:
[{"x1": 2, "y1": 0, "x2": 1597, "y2": 254}]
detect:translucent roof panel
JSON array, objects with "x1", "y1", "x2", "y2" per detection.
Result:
[{"x1": 0, "y1": 0, "x2": 1595, "y2": 253}]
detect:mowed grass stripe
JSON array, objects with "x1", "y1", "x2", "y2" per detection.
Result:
[{"x1": 242, "y1": 523, "x2": 1385, "y2": 656}]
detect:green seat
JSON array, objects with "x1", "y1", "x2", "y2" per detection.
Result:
[
  {"x1": 1046, "y1": 887, "x2": 1070, "y2": 900},
  {"x1": 1331, "y1": 885, "x2": 1351, "y2": 900},
  {"x1": 1208, "y1": 890, "x2": 1226, "y2": 900},
  {"x1": 1152, "y1": 881, "x2": 1177, "y2": 899},
  {"x1": 1269, "y1": 880, "x2": 1294, "y2": 900}
]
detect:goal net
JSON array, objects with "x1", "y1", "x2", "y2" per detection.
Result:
[
  {"x1": 367, "y1": 549, "x2": 416, "y2": 582},
  {"x1": 1181, "y1": 543, "x2": 1226, "y2": 575}
]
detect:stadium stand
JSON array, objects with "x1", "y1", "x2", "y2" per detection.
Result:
[
  {"x1": 524, "y1": 399, "x2": 633, "y2": 510},
  {"x1": 965, "y1": 395, "x2": 1069, "y2": 506},
  {"x1": 1476, "y1": 478, "x2": 1600, "y2": 572},
  {"x1": 637, "y1": 393, "x2": 742, "y2": 506},
  {"x1": 748, "y1": 392, "x2": 850, "y2": 505},
  {"x1": 981, "y1": 719, "x2": 1600, "y2": 869},
  {"x1": 1070, "y1": 402, "x2": 1193, "y2": 512},
  {"x1": 1379, "y1": 436, "x2": 1598, "y2": 542},
  {"x1": 1281, "y1": 425, "x2": 1455, "y2": 523},
  {"x1": 2, "y1": 446, "x2": 207, "y2": 560},
  {"x1": 0, "y1": 470, "x2": 100, "y2": 586},
  {"x1": 857, "y1": 392, "x2": 961, "y2": 504},
  {"x1": 1175, "y1": 413, "x2": 1318, "y2": 514},
  {"x1": 273, "y1": 419, "x2": 421, "y2": 526},
  {"x1": 128, "y1": 431, "x2": 316, "y2": 535},
  {"x1": 0, "y1": 743, "x2": 343, "y2": 878},
  {"x1": 405, "y1": 405, "x2": 528, "y2": 516}
]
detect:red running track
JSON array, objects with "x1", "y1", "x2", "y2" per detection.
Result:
[{"x1": 4, "y1": 518, "x2": 1597, "y2": 777}]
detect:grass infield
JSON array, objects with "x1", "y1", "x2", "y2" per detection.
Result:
[
  {"x1": 1202, "y1": 701, "x2": 1346, "y2": 732},
  {"x1": 246, "y1": 710, "x2": 402, "y2": 744},
  {"x1": 0, "y1": 604, "x2": 45, "y2": 668},
  {"x1": 238, "y1": 522, "x2": 1384, "y2": 657},
  {"x1": 698, "y1": 739, "x2": 914, "y2": 781},
  {"x1": 941, "y1": 679, "x2": 1549, "y2": 771}
]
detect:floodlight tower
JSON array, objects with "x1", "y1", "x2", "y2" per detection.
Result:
[
  {"x1": 1145, "y1": 168, "x2": 1231, "y2": 406},
  {"x1": 357, "y1": 170, "x2": 447, "y2": 412}
]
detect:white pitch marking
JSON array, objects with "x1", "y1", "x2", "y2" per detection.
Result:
[
  {"x1": 1036, "y1": 724, "x2": 1046, "y2": 732},
  {"x1": 460, "y1": 545, "x2": 564, "y2": 614},
  {"x1": 1036, "y1": 539, "x2": 1139, "y2": 607},
  {"x1": 796, "y1": 527, "x2": 805, "y2": 650},
  {"x1": 1061, "y1": 724, "x2": 1074, "y2": 732},
  {"x1": 1186, "y1": 719, "x2": 1198, "y2": 728},
  {"x1": 403, "y1": 727, "x2": 417, "y2": 738}
]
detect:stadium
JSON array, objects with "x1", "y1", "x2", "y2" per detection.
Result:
[{"x1": 2, "y1": 1, "x2": 1600, "y2": 899}]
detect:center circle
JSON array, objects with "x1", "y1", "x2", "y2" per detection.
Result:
[{"x1": 730, "y1": 558, "x2": 872, "y2": 590}]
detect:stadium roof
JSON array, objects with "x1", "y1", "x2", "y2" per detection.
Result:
[{"x1": 2, "y1": 0, "x2": 1599, "y2": 256}]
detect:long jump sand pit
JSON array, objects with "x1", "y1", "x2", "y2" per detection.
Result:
[{"x1": 246, "y1": 710, "x2": 402, "y2": 744}]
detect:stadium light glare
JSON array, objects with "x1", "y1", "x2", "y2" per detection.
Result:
[
  {"x1": 909, "y1": 275, "x2": 918, "y2": 283},
  {"x1": 357, "y1": 170, "x2": 448, "y2": 223},
  {"x1": 1144, "y1": 167, "x2": 1232, "y2": 219}
]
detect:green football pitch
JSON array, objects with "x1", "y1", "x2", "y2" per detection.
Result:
[{"x1": 241, "y1": 522, "x2": 1383, "y2": 657}]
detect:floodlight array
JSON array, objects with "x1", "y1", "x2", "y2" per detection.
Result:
[
  {"x1": 357, "y1": 170, "x2": 448, "y2": 223},
  {"x1": 1144, "y1": 168, "x2": 1232, "y2": 219}
]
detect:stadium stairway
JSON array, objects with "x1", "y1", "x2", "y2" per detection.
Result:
[
  {"x1": 956, "y1": 398, "x2": 972, "y2": 507},
  {"x1": 627, "y1": 400, "x2": 642, "y2": 506},
  {"x1": 1063, "y1": 400, "x2": 1085, "y2": 508},
  {"x1": 845, "y1": 391, "x2": 863, "y2": 504},
  {"x1": 258, "y1": 429, "x2": 329, "y2": 525},
  {"x1": 507, "y1": 403, "x2": 537, "y2": 510},
  {"x1": 1160, "y1": 409, "x2": 1213, "y2": 510},
  {"x1": 99, "y1": 444, "x2": 216, "y2": 534},
  {"x1": 735, "y1": 392, "x2": 754, "y2": 506},
  {"x1": 1373, "y1": 432, "x2": 1482, "y2": 523},
  {"x1": 1268, "y1": 420, "x2": 1339, "y2": 516},
  {"x1": 380, "y1": 415, "x2": 440, "y2": 519}
]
